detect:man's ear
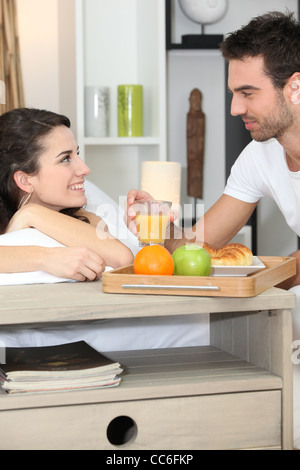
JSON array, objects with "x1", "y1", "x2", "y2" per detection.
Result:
[
  {"x1": 13, "y1": 171, "x2": 33, "y2": 193},
  {"x1": 289, "y1": 73, "x2": 300, "y2": 104}
]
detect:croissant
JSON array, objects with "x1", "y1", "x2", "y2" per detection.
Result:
[{"x1": 203, "y1": 242, "x2": 253, "y2": 266}]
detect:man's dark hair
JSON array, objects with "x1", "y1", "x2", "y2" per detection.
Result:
[{"x1": 220, "y1": 11, "x2": 300, "y2": 88}]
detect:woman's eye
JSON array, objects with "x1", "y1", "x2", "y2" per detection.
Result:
[{"x1": 61, "y1": 155, "x2": 71, "y2": 163}]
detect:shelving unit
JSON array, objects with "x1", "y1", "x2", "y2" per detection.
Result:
[
  {"x1": 75, "y1": 0, "x2": 167, "y2": 202},
  {"x1": 165, "y1": 0, "x2": 223, "y2": 50},
  {"x1": 165, "y1": 0, "x2": 256, "y2": 249},
  {"x1": 83, "y1": 137, "x2": 161, "y2": 146}
]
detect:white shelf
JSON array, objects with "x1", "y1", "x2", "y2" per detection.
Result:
[
  {"x1": 75, "y1": 0, "x2": 167, "y2": 202},
  {"x1": 83, "y1": 137, "x2": 161, "y2": 147},
  {"x1": 168, "y1": 49, "x2": 223, "y2": 58}
]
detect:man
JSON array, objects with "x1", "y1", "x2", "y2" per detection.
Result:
[
  {"x1": 127, "y1": 10, "x2": 300, "y2": 289},
  {"x1": 126, "y1": 11, "x2": 300, "y2": 448}
]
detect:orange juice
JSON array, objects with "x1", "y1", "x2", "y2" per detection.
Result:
[{"x1": 136, "y1": 214, "x2": 170, "y2": 244}]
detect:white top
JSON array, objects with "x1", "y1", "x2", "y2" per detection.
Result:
[{"x1": 224, "y1": 138, "x2": 300, "y2": 237}]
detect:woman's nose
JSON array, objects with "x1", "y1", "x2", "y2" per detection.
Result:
[{"x1": 75, "y1": 155, "x2": 90, "y2": 176}]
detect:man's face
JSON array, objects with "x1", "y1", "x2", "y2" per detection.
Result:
[{"x1": 228, "y1": 56, "x2": 294, "y2": 142}]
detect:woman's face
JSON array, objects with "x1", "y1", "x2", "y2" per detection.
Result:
[{"x1": 28, "y1": 125, "x2": 90, "y2": 211}]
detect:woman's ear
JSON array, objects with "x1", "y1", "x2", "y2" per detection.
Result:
[{"x1": 13, "y1": 171, "x2": 33, "y2": 193}]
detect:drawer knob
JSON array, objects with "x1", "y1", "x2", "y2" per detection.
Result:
[{"x1": 107, "y1": 415, "x2": 137, "y2": 446}]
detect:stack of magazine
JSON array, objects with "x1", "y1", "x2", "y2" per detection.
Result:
[{"x1": 0, "y1": 341, "x2": 122, "y2": 394}]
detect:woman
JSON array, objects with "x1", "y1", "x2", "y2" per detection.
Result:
[
  {"x1": 0, "y1": 108, "x2": 207, "y2": 362},
  {"x1": 0, "y1": 108, "x2": 133, "y2": 280}
]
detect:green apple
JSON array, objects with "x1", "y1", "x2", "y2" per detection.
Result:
[{"x1": 172, "y1": 244, "x2": 211, "y2": 276}]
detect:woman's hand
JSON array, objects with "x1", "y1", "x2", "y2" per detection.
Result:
[{"x1": 42, "y1": 246, "x2": 106, "y2": 281}]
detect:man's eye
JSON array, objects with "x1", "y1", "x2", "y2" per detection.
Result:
[{"x1": 242, "y1": 91, "x2": 252, "y2": 97}]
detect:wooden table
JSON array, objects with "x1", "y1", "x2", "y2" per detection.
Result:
[{"x1": 0, "y1": 281, "x2": 295, "y2": 450}]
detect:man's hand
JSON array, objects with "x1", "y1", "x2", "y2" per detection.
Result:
[
  {"x1": 124, "y1": 189, "x2": 154, "y2": 235},
  {"x1": 124, "y1": 189, "x2": 177, "y2": 238},
  {"x1": 276, "y1": 250, "x2": 300, "y2": 290}
]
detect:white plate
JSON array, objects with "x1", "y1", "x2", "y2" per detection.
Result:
[{"x1": 211, "y1": 256, "x2": 265, "y2": 277}]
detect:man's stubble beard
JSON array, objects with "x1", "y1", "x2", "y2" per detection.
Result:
[{"x1": 250, "y1": 90, "x2": 294, "y2": 142}]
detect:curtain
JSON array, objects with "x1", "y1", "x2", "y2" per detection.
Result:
[{"x1": 0, "y1": 0, "x2": 24, "y2": 115}]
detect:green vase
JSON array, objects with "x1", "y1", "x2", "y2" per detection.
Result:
[{"x1": 118, "y1": 85, "x2": 143, "y2": 137}]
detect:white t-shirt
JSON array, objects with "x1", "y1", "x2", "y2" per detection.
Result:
[{"x1": 224, "y1": 138, "x2": 300, "y2": 237}]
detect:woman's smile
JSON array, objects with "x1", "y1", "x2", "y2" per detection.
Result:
[{"x1": 68, "y1": 182, "x2": 85, "y2": 191}]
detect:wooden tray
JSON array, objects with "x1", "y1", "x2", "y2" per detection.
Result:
[{"x1": 102, "y1": 256, "x2": 296, "y2": 298}]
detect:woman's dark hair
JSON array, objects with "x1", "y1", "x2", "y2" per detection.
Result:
[
  {"x1": 220, "y1": 11, "x2": 300, "y2": 89},
  {"x1": 0, "y1": 107, "x2": 88, "y2": 234}
]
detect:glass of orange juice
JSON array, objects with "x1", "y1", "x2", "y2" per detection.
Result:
[{"x1": 134, "y1": 200, "x2": 172, "y2": 246}]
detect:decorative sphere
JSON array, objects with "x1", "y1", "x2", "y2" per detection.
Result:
[{"x1": 178, "y1": 0, "x2": 228, "y2": 25}]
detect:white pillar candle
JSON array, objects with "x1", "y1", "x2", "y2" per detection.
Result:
[{"x1": 141, "y1": 161, "x2": 181, "y2": 206}]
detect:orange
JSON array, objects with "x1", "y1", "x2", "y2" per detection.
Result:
[{"x1": 134, "y1": 245, "x2": 174, "y2": 276}]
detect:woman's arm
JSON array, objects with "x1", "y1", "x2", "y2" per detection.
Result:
[
  {"x1": 0, "y1": 245, "x2": 105, "y2": 281},
  {"x1": 6, "y1": 203, "x2": 134, "y2": 268}
]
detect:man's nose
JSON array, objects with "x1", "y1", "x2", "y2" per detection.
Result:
[{"x1": 230, "y1": 95, "x2": 247, "y2": 117}]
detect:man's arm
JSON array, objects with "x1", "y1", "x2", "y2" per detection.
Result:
[
  {"x1": 276, "y1": 250, "x2": 300, "y2": 289},
  {"x1": 165, "y1": 194, "x2": 257, "y2": 253}
]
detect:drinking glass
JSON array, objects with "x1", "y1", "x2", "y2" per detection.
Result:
[{"x1": 134, "y1": 200, "x2": 172, "y2": 247}]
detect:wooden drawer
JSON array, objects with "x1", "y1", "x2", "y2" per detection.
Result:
[{"x1": 0, "y1": 390, "x2": 281, "y2": 450}]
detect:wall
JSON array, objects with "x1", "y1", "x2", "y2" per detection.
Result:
[
  {"x1": 17, "y1": 0, "x2": 60, "y2": 112},
  {"x1": 16, "y1": 0, "x2": 76, "y2": 129}
]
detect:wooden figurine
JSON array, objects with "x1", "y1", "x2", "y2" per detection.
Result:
[{"x1": 187, "y1": 88, "x2": 205, "y2": 199}]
